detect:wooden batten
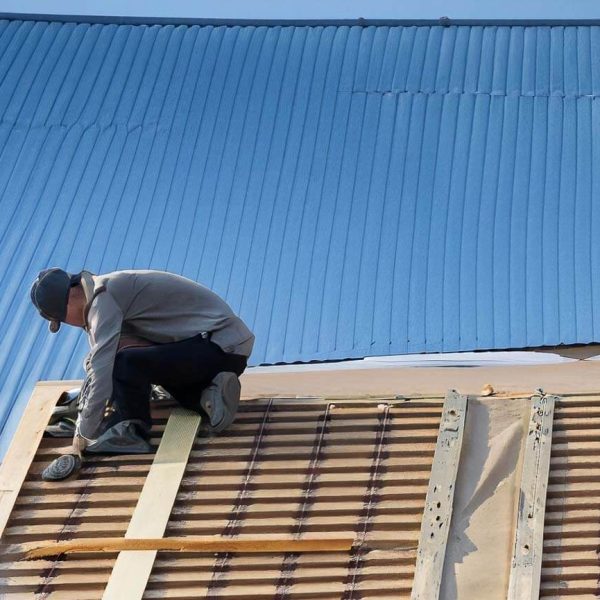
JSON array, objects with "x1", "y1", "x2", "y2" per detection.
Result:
[
  {"x1": 411, "y1": 390, "x2": 468, "y2": 600},
  {"x1": 0, "y1": 381, "x2": 79, "y2": 539},
  {"x1": 102, "y1": 408, "x2": 202, "y2": 600},
  {"x1": 508, "y1": 393, "x2": 556, "y2": 600},
  {"x1": 26, "y1": 535, "x2": 354, "y2": 558}
]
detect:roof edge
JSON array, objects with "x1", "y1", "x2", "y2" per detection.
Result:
[{"x1": 2, "y1": 13, "x2": 600, "y2": 27}]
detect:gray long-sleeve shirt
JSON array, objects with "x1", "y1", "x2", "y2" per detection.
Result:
[{"x1": 77, "y1": 270, "x2": 255, "y2": 440}]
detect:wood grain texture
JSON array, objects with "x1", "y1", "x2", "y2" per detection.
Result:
[
  {"x1": 25, "y1": 535, "x2": 354, "y2": 558},
  {"x1": 0, "y1": 382, "x2": 74, "y2": 539},
  {"x1": 102, "y1": 408, "x2": 201, "y2": 600},
  {"x1": 411, "y1": 390, "x2": 468, "y2": 600},
  {"x1": 508, "y1": 394, "x2": 556, "y2": 600}
]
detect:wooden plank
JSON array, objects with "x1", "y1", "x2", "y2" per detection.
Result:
[
  {"x1": 25, "y1": 535, "x2": 354, "y2": 559},
  {"x1": 411, "y1": 389, "x2": 468, "y2": 600},
  {"x1": 508, "y1": 393, "x2": 556, "y2": 600},
  {"x1": 102, "y1": 407, "x2": 201, "y2": 600},
  {"x1": 0, "y1": 382, "x2": 76, "y2": 539}
]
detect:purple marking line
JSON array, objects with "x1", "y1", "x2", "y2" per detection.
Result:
[
  {"x1": 343, "y1": 404, "x2": 391, "y2": 600},
  {"x1": 206, "y1": 398, "x2": 274, "y2": 597},
  {"x1": 274, "y1": 402, "x2": 334, "y2": 600},
  {"x1": 294, "y1": 402, "x2": 333, "y2": 533},
  {"x1": 224, "y1": 397, "x2": 274, "y2": 534},
  {"x1": 35, "y1": 455, "x2": 100, "y2": 598}
]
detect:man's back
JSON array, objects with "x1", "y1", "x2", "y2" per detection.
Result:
[{"x1": 87, "y1": 270, "x2": 254, "y2": 357}]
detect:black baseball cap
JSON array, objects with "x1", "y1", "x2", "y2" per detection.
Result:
[{"x1": 30, "y1": 268, "x2": 82, "y2": 333}]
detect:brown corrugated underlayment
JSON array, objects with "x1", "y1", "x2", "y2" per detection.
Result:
[
  {"x1": 540, "y1": 393, "x2": 600, "y2": 598},
  {"x1": 0, "y1": 386, "x2": 443, "y2": 599}
]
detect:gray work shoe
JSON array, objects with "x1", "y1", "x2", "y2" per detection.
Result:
[
  {"x1": 200, "y1": 372, "x2": 241, "y2": 433},
  {"x1": 42, "y1": 454, "x2": 82, "y2": 481},
  {"x1": 84, "y1": 420, "x2": 153, "y2": 455}
]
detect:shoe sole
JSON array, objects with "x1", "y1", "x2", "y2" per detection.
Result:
[
  {"x1": 42, "y1": 454, "x2": 82, "y2": 481},
  {"x1": 201, "y1": 372, "x2": 240, "y2": 433}
]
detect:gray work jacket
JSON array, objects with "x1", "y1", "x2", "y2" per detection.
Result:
[{"x1": 76, "y1": 270, "x2": 255, "y2": 440}]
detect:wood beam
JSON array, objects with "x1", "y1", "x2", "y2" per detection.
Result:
[
  {"x1": 25, "y1": 535, "x2": 354, "y2": 559},
  {"x1": 102, "y1": 408, "x2": 202, "y2": 600},
  {"x1": 411, "y1": 389, "x2": 468, "y2": 600},
  {"x1": 0, "y1": 382, "x2": 75, "y2": 538},
  {"x1": 508, "y1": 393, "x2": 556, "y2": 600}
]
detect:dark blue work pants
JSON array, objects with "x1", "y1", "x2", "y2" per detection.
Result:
[{"x1": 104, "y1": 333, "x2": 247, "y2": 433}]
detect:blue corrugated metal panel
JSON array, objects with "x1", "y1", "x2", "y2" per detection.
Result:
[{"x1": 1, "y1": 21, "x2": 599, "y2": 454}]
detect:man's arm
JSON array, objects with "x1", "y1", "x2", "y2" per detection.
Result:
[{"x1": 75, "y1": 291, "x2": 124, "y2": 442}]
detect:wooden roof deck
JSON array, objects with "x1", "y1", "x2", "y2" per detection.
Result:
[{"x1": 0, "y1": 385, "x2": 442, "y2": 599}]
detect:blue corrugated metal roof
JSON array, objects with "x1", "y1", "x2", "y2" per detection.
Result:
[{"x1": 1, "y1": 20, "x2": 599, "y2": 454}]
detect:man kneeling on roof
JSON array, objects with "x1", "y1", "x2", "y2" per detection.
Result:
[{"x1": 30, "y1": 268, "x2": 255, "y2": 481}]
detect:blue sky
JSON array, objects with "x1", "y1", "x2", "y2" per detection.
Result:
[{"x1": 0, "y1": 0, "x2": 599, "y2": 21}]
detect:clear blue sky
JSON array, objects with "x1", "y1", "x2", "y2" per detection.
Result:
[{"x1": 0, "y1": 0, "x2": 599, "y2": 21}]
